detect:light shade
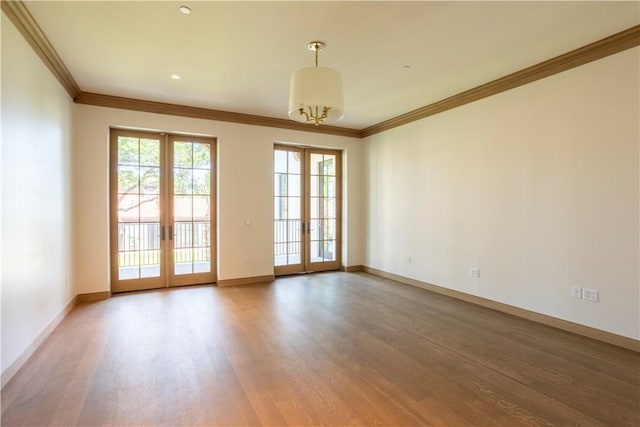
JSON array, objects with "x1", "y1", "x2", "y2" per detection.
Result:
[{"x1": 289, "y1": 66, "x2": 344, "y2": 124}]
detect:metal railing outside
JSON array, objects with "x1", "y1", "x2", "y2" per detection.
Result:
[
  {"x1": 274, "y1": 219, "x2": 301, "y2": 256},
  {"x1": 118, "y1": 221, "x2": 211, "y2": 266}
]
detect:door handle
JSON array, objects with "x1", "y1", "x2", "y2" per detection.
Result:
[
  {"x1": 169, "y1": 225, "x2": 173, "y2": 240},
  {"x1": 161, "y1": 225, "x2": 166, "y2": 241}
]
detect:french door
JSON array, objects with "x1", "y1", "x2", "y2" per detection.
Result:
[
  {"x1": 274, "y1": 145, "x2": 341, "y2": 275},
  {"x1": 110, "y1": 129, "x2": 216, "y2": 292}
]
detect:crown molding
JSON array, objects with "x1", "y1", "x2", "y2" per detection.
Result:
[
  {"x1": 361, "y1": 25, "x2": 640, "y2": 138},
  {"x1": 1, "y1": 0, "x2": 80, "y2": 98},
  {"x1": 4, "y1": 0, "x2": 638, "y2": 139},
  {"x1": 74, "y1": 92, "x2": 362, "y2": 138}
]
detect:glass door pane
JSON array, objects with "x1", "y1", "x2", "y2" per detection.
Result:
[
  {"x1": 309, "y1": 152, "x2": 338, "y2": 265},
  {"x1": 117, "y1": 136, "x2": 161, "y2": 279}
]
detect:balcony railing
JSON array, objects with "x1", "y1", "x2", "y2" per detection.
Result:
[
  {"x1": 274, "y1": 219, "x2": 301, "y2": 256},
  {"x1": 118, "y1": 222, "x2": 210, "y2": 267}
]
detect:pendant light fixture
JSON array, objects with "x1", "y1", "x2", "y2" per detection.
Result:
[{"x1": 289, "y1": 41, "x2": 344, "y2": 126}]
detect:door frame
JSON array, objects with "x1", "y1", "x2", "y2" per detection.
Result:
[
  {"x1": 109, "y1": 128, "x2": 217, "y2": 293},
  {"x1": 273, "y1": 144, "x2": 342, "y2": 276},
  {"x1": 167, "y1": 134, "x2": 217, "y2": 287}
]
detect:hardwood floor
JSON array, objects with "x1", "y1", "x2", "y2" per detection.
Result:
[{"x1": 2, "y1": 272, "x2": 639, "y2": 426}]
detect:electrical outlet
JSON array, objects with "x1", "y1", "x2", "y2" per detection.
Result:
[
  {"x1": 583, "y1": 288, "x2": 599, "y2": 302},
  {"x1": 470, "y1": 268, "x2": 480, "y2": 278},
  {"x1": 405, "y1": 256, "x2": 412, "y2": 264},
  {"x1": 572, "y1": 287, "x2": 583, "y2": 299}
]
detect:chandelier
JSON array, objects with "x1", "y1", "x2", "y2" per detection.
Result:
[{"x1": 288, "y1": 41, "x2": 344, "y2": 126}]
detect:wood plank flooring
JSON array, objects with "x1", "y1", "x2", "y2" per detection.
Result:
[{"x1": 2, "y1": 272, "x2": 639, "y2": 426}]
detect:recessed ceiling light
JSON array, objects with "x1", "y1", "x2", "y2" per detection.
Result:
[
  {"x1": 171, "y1": 74, "x2": 181, "y2": 80},
  {"x1": 179, "y1": 6, "x2": 191, "y2": 15}
]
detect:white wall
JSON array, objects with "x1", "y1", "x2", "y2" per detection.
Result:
[
  {"x1": 73, "y1": 105, "x2": 364, "y2": 294},
  {"x1": 1, "y1": 13, "x2": 75, "y2": 376},
  {"x1": 364, "y1": 47, "x2": 640, "y2": 339}
]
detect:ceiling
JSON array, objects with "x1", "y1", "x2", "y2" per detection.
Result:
[{"x1": 22, "y1": 1, "x2": 640, "y2": 130}]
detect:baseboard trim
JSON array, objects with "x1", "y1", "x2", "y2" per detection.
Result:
[
  {"x1": 77, "y1": 291, "x2": 110, "y2": 302},
  {"x1": 362, "y1": 267, "x2": 640, "y2": 352},
  {"x1": 217, "y1": 274, "x2": 275, "y2": 287},
  {"x1": 1, "y1": 294, "x2": 78, "y2": 388},
  {"x1": 344, "y1": 265, "x2": 365, "y2": 272}
]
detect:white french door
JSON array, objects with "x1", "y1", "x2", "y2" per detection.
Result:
[
  {"x1": 274, "y1": 145, "x2": 341, "y2": 275},
  {"x1": 110, "y1": 129, "x2": 216, "y2": 292}
]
